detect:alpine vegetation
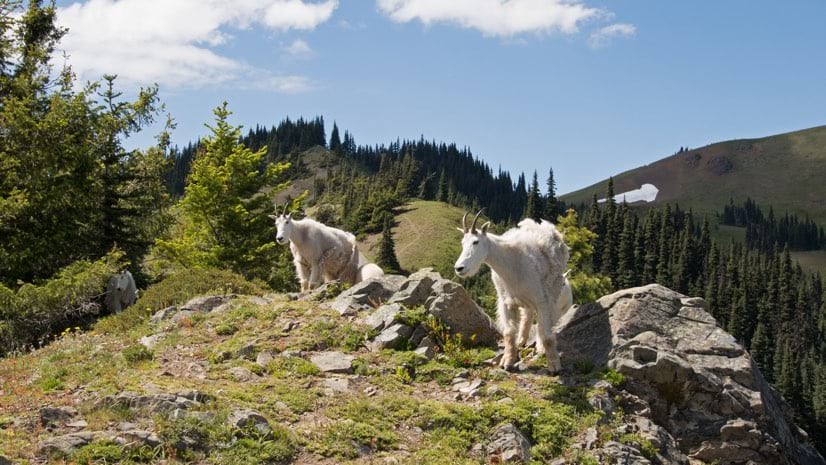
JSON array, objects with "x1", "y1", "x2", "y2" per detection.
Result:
[
  {"x1": 272, "y1": 205, "x2": 383, "y2": 291},
  {"x1": 454, "y1": 210, "x2": 570, "y2": 372}
]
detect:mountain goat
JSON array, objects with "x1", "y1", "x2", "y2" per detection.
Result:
[
  {"x1": 271, "y1": 206, "x2": 383, "y2": 291},
  {"x1": 104, "y1": 270, "x2": 137, "y2": 313},
  {"x1": 454, "y1": 211, "x2": 570, "y2": 372}
]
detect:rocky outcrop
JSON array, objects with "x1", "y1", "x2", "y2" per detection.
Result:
[
  {"x1": 356, "y1": 268, "x2": 499, "y2": 349},
  {"x1": 556, "y1": 284, "x2": 825, "y2": 465}
]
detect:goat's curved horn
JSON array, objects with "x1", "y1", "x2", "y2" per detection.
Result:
[
  {"x1": 282, "y1": 202, "x2": 289, "y2": 215},
  {"x1": 470, "y1": 208, "x2": 485, "y2": 233},
  {"x1": 461, "y1": 211, "x2": 469, "y2": 233}
]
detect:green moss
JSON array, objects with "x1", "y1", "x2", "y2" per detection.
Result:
[
  {"x1": 215, "y1": 322, "x2": 239, "y2": 336},
  {"x1": 600, "y1": 368, "x2": 626, "y2": 388},
  {"x1": 307, "y1": 419, "x2": 398, "y2": 459},
  {"x1": 396, "y1": 305, "x2": 428, "y2": 327}
]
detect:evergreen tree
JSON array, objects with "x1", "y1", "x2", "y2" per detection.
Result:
[
  {"x1": 435, "y1": 168, "x2": 448, "y2": 202},
  {"x1": 544, "y1": 167, "x2": 559, "y2": 221},
  {"x1": 376, "y1": 215, "x2": 402, "y2": 274},
  {"x1": 329, "y1": 122, "x2": 341, "y2": 152},
  {"x1": 525, "y1": 170, "x2": 542, "y2": 222},
  {"x1": 155, "y1": 103, "x2": 292, "y2": 288}
]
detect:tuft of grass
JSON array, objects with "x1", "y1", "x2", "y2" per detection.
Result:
[
  {"x1": 307, "y1": 419, "x2": 398, "y2": 459},
  {"x1": 122, "y1": 344, "x2": 153, "y2": 365},
  {"x1": 212, "y1": 427, "x2": 296, "y2": 465},
  {"x1": 215, "y1": 322, "x2": 239, "y2": 336},
  {"x1": 71, "y1": 440, "x2": 158, "y2": 463},
  {"x1": 619, "y1": 433, "x2": 658, "y2": 460},
  {"x1": 267, "y1": 356, "x2": 320, "y2": 378}
]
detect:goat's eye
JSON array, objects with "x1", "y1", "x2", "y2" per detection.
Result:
[{"x1": 472, "y1": 240, "x2": 479, "y2": 245}]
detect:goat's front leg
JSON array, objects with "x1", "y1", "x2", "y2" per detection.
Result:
[
  {"x1": 517, "y1": 307, "x2": 534, "y2": 348},
  {"x1": 295, "y1": 259, "x2": 311, "y2": 292},
  {"x1": 535, "y1": 305, "x2": 562, "y2": 373},
  {"x1": 497, "y1": 298, "x2": 520, "y2": 370},
  {"x1": 308, "y1": 262, "x2": 322, "y2": 290}
]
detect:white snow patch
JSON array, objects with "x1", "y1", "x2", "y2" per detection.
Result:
[{"x1": 598, "y1": 183, "x2": 659, "y2": 204}]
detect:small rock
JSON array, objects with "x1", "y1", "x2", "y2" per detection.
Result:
[
  {"x1": 66, "y1": 420, "x2": 88, "y2": 428},
  {"x1": 427, "y1": 279, "x2": 499, "y2": 346},
  {"x1": 40, "y1": 406, "x2": 78, "y2": 427},
  {"x1": 497, "y1": 397, "x2": 514, "y2": 405},
  {"x1": 181, "y1": 295, "x2": 235, "y2": 313},
  {"x1": 408, "y1": 324, "x2": 428, "y2": 346},
  {"x1": 322, "y1": 377, "x2": 351, "y2": 393},
  {"x1": 487, "y1": 423, "x2": 532, "y2": 463},
  {"x1": 234, "y1": 342, "x2": 257, "y2": 360},
  {"x1": 371, "y1": 324, "x2": 413, "y2": 351},
  {"x1": 453, "y1": 378, "x2": 483, "y2": 395},
  {"x1": 256, "y1": 350, "x2": 276, "y2": 367},
  {"x1": 121, "y1": 430, "x2": 162, "y2": 448},
  {"x1": 171, "y1": 309, "x2": 195, "y2": 324},
  {"x1": 363, "y1": 303, "x2": 403, "y2": 332},
  {"x1": 227, "y1": 409, "x2": 272, "y2": 438},
  {"x1": 327, "y1": 275, "x2": 406, "y2": 315},
  {"x1": 414, "y1": 345, "x2": 435, "y2": 359},
  {"x1": 118, "y1": 422, "x2": 139, "y2": 431},
  {"x1": 150, "y1": 306, "x2": 177, "y2": 324},
  {"x1": 364, "y1": 386, "x2": 379, "y2": 397},
  {"x1": 282, "y1": 320, "x2": 298, "y2": 333},
  {"x1": 228, "y1": 366, "x2": 257, "y2": 382},
  {"x1": 584, "y1": 427, "x2": 598, "y2": 450},
  {"x1": 311, "y1": 351, "x2": 355, "y2": 374},
  {"x1": 139, "y1": 334, "x2": 163, "y2": 350},
  {"x1": 38, "y1": 432, "x2": 97, "y2": 456}
]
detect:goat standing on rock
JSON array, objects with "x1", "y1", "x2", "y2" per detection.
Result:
[
  {"x1": 271, "y1": 205, "x2": 384, "y2": 291},
  {"x1": 454, "y1": 210, "x2": 570, "y2": 372}
]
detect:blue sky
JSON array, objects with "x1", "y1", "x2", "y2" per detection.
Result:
[{"x1": 54, "y1": 0, "x2": 826, "y2": 194}]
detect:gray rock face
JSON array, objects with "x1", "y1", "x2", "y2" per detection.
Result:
[
  {"x1": 181, "y1": 295, "x2": 235, "y2": 313},
  {"x1": 556, "y1": 284, "x2": 825, "y2": 465},
  {"x1": 328, "y1": 275, "x2": 406, "y2": 315},
  {"x1": 227, "y1": 409, "x2": 272, "y2": 438},
  {"x1": 150, "y1": 306, "x2": 177, "y2": 324},
  {"x1": 486, "y1": 423, "x2": 532, "y2": 463},
  {"x1": 427, "y1": 279, "x2": 498, "y2": 346},
  {"x1": 228, "y1": 366, "x2": 258, "y2": 382},
  {"x1": 362, "y1": 303, "x2": 403, "y2": 332},
  {"x1": 310, "y1": 351, "x2": 355, "y2": 374},
  {"x1": 120, "y1": 429, "x2": 162, "y2": 448},
  {"x1": 388, "y1": 268, "x2": 441, "y2": 307},
  {"x1": 139, "y1": 334, "x2": 163, "y2": 350},
  {"x1": 371, "y1": 323, "x2": 413, "y2": 351},
  {"x1": 0, "y1": 454, "x2": 11, "y2": 465},
  {"x1": 40, "y1": 405, "x2": 78, "y2": 427},
  {"x1": 38, "y1": 431, "x2": 98, "y2": 456}
]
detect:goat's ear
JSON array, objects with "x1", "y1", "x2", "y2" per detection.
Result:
[
  {"x1": 480, "y1": 222, "x2": 491, "y2": 234},
  {"x1": 455, "y1": 227, "x2": 466, "y2": 234},
  {"x1": 286, "y1": 212, "x2": 293, "y2": 220},
  {"x1": 268, "y1": 214, "x2": 278, "y2": 221}
]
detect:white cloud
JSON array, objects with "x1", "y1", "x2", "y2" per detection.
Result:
[
  {"x1": 587, "y1": 22, "x2": 635, "y2": 48},
  {"x1": 283, "y1": 38, "x2": 314, "y2": 57},
  {"x1": 56, "y1": 0, "x2": 338, "y2": 89},
  {"x1": 376, "y1": 0, "x2": 603, "y2": 37}
]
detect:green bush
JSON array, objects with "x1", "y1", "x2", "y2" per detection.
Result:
[
  {"x1": 122, "y1": 344, "x2": 153, "y2": 365},
  {"x1": 0, "y1": 252, "x2": 121, "y2": 355}
]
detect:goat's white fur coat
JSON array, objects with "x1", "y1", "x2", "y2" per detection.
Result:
[
  {"x1": 276, "y1": 217, "x2": 383, "y2": 290},
  {"x1": 104, "y1": 270, "x2": 137, "y2": 313},
  {"x1": 456, "y1": 218, "x2": 570, "y2": 371}
]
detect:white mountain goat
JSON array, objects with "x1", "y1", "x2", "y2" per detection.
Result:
[
  {"x1": 271, "y1": 206, "x2": 384, "y2": 291},
  {"x1": 454, "y1": 210, "x2": 570, "y2": 372},
  {"x1": 104, "y1": 270, "x2": 137, "y2": 313}
]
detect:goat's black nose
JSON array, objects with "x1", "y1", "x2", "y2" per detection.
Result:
[{"x1": 455, "y1": 266, "x2": 465, "y2": 273}]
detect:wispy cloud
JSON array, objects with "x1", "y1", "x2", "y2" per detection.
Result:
[
  {"x1": 587, "y1": 23, "x2": 636, "y2": 48},
  {"x1": 376, "y1": 0, "x2": 603, "y2": 37},
  {"x1": 282, "y1": 38, "x2": 314, "y2": 58},
  {"x1": 56, "y1": 0, "x2": 338, "y2": 90}
]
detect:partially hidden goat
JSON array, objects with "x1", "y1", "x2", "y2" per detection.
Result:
[{"x1": 104, "y1": 270, "x2": 137, "y2": 313}]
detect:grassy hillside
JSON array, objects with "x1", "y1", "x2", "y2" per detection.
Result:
[
  {"x1": 0, "y1": 275, "x2": 610, "y2": 464},
  {"x1": 360, "y1": 200, "x2": 466, "y2": 275},
  {"x1": 562, "y1": 125, "x2": 826, "y2": 225}
]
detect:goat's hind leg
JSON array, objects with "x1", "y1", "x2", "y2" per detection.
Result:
[{"x1": 517, "y1": 307, "x2": 534, "y2": 348}]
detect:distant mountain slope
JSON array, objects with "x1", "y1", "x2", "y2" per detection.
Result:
[{"x1": 561, "y1": 125, "x2": 826, "y2": 224}]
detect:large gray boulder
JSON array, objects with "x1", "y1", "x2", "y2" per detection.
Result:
[
  {"x1": 388, "y1": 268, "x2": 442, "y2": 307},
  {"x1": 327, "y1": 275, "x2": 406, "y2": 315},
  {"x1": 426, "y1": 278, "x2": 499, "y2": 346},
  {"x1": 556, "y1": 284, "x2": 825, "y2": 465}
]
